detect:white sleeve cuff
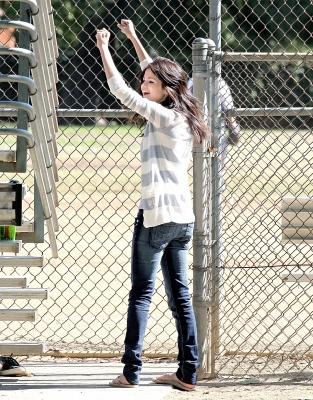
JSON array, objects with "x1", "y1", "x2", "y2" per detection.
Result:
[{"x1": 140, "y1": 57, "x2": 153, "y2": 71}]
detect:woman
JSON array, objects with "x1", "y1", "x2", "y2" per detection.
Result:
[{"x1": 96, "y1": 20, "x2": 210, "y2": 391}]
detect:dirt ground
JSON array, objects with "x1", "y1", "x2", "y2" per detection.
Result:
[
  {"x1": 162, "y1": 381, "x2": 313, "y2": 400},
  {"x1": 15, "y1": 357, "x2": 312, "y2": 400}
]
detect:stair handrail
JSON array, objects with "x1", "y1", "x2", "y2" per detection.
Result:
[
  {"x1": 0, "y1": 101, "x2": 59, "y2": 232},
  {"x1": 0, "y1": 47, "x2": 37, "y2": 68},
  {"x1": 0, "y1": 128, "x2": 58, "y2": 257},
  {"x1": 0, "y1": 21, "x2": 38, "y2": 42},
  {"x1": 0, "y1": 75, "x2": 59, "y2": 204}
]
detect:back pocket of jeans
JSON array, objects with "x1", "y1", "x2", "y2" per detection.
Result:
[
  {"x1": 178, "y1": 223, "x2": 194, "y2": 249},
  {"x1": 149, "y1": 223, "x2": 176, "y2": 249}
]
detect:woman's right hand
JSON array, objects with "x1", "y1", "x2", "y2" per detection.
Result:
[
  {"x1": 96, "y1": 28, "x2": 111, "y2": 49},
  {"x1": 117, "y1": 19, "x2": 136, "y2": 39}
]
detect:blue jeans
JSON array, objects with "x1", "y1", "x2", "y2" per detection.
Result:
[{"x1": 122, "y1": 209, "x2": 199, "y2": 385}]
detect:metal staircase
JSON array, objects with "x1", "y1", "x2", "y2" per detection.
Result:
[{"x1": 0, "y1": 0, "x2": 58, "y2": 356}]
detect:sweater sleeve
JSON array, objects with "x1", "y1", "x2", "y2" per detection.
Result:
[
  {"x1": 139, "y1": 57, "x2": 153, "y2": 71},
  {"x1": 107, "y1": 74, "x2": 183, "y2": 129}
]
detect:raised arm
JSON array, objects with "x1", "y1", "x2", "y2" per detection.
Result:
[
  {"x1": 220, "y1": 78, "x2": 240, "y2": 145},
  {"x1": 95, "y1": 27, "x2": 176, "y2": 127},
  {"x1": 117, "y1": 19, "x2": 152, "y2": 64},
  {"x1": 96, "y1": 28, "x2": 119, "y2": 80},
  {"x1": 226, "y1": 116, "x2": 240, "y2": 145}
]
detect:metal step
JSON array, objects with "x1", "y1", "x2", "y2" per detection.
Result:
[
  {"x1": 0, "y1": 240, "x2": 22, "y2": 253},
  {"x1": 281, "y1": 197, "x2": 313, "y2": 242},
  {"x1": 281, "y1": 272, "x2": 313, "y2": 282},
  {"x1": 0, "y1": 150, "x2": 16, "y2": 162},
  {"x1": 0, "y1": 192, "x2": 17, "y2": 202},
  {"x1": 0, "y1": 341, "x2": 45, "y2": 355},
  {"x1": 16, "y1": 221, "x2": 34, "y2": 233},
  {"x1": 282, "y1": 211, "x2": 313, "y2": 227},
  {"x1": 0, "y1": 255, "x2": 45, "y2": 267},
  {"x1": 0, "y1": 209, "x2": 16, "y2": 223},
  {"x1": 281, "y1": 196, "x2": 313, "y2": 212},
  {"x1": 0, "y1": 287, "x2": 49, "y2": 300},
  {"x1": 0, "y1": 276, "x2": 28, "y2": 287},
  {"x1": 282, "y1": 228, "x2": 313, "y2": 242},
  {"x1": 0, "y1": 308, "x2": 38, "y2": 321}
]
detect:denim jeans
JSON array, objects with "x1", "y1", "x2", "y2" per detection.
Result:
[{"x1": 122, "y1": 209, "x2": 199, "y2": 385}]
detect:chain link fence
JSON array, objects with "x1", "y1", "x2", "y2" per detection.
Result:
[
  {"x1": 212, "y1": 53, "x2": 313, "y2": 380},
  {"x1": 0, "y1": 0, "x2": 313, "y2": 380}
]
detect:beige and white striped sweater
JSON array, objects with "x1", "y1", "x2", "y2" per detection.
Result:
[{"x1": 107, "y1": 64, "x2": 194, "y2": 228}]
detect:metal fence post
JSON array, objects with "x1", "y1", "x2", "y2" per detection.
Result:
[
  {"x1": 192, "y1": 37, "x2": 215, "y2": 380},
  {"x1": 210, "y1": 0, "x2": 221, "y2": 51},
  {"x1": 208, "y1": 49, "x2": 223, "y2": 380},
  {"x1": 210, "y1": 0, "x2": 224, "y2": 370},
  {"x1": 209, "y1": 0, "x2": 223, "y2": 370}
]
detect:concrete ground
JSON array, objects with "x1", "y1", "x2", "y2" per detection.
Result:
[
  {"x1": 0, "y1": 362, "x2": 176, "y2": 400},
  {"x1": 2, "y1": 361, "x2": 313, "y2": 400}
]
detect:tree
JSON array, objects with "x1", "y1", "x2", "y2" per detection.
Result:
[{"x1": 51, "y1": 0, "x2": 313, "y2": 119}]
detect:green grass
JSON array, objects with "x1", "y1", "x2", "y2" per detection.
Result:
[
  {"x1": 56, "y1": 124, "x2": 143, "y2": 150},
  {"x1": 1, "y1": 123, "x2": 143, "y2": 151}
]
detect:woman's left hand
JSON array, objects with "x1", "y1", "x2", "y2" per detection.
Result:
[
  {"x1": 96, "y1": 28, "x2": 111, "y2": 49},
  {"x1": 117, "y1": 19, "x2": 136, "y2": 39}
]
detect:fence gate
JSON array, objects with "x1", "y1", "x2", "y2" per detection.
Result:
[{"x1": 206, "y1": 48, "x2": 313, "y2": 380}]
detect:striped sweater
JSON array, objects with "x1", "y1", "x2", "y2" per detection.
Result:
[{"x1": 107, "y1": 61, "x2": 195, "y2": 228}]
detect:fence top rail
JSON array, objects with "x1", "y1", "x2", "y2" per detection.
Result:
[
  {"x1": 212, "y1": 51, "x2": 313, "y2": 62},
  {"x1": 54, "y1": 108, "x2": 313, "y2": 119},
  {"x1": 227, "y1": 107, "x2": 313, "y2": 117},
  {"x1": 56, "y1": 109, "x2": 135, "y2": 118}
]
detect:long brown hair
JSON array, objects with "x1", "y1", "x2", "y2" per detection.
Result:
[{"x1": 134, "y1": 57, "x2": 211, "y2": 144}]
